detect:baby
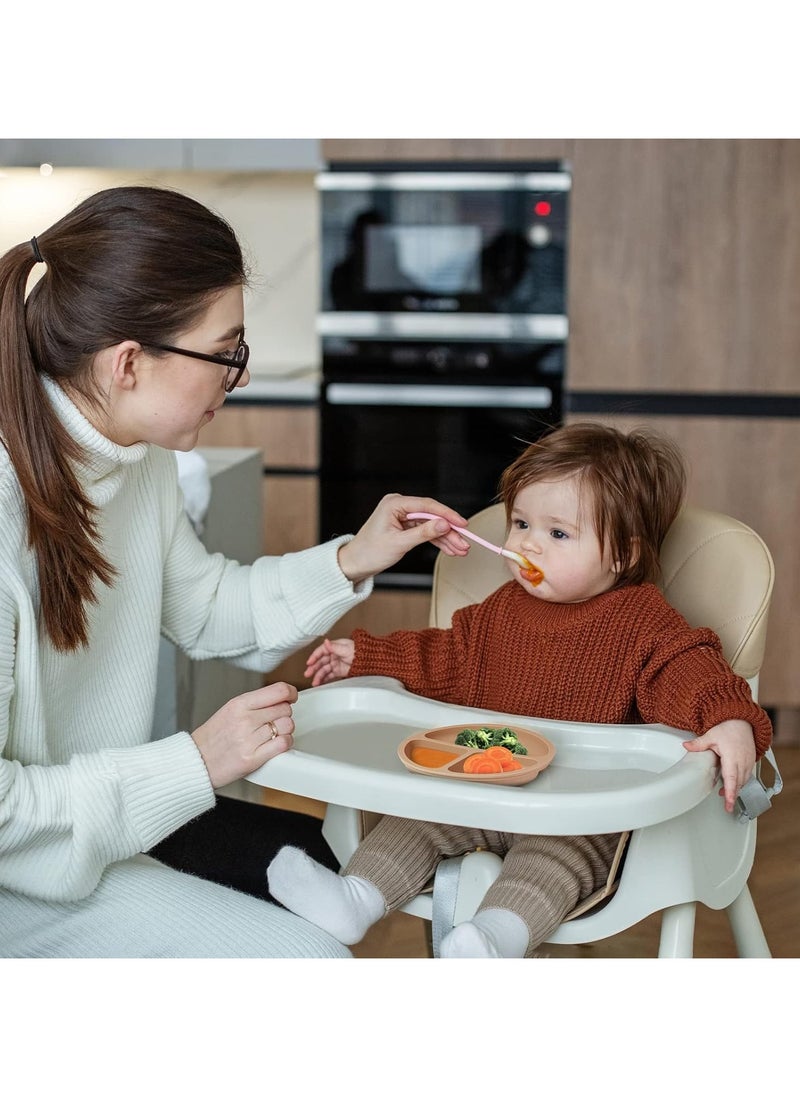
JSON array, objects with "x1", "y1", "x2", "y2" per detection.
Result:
[{"x1": 268, "y1": 422, "x2": 773, "y2": 958}]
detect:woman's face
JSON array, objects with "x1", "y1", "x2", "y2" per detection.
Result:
[
  {"x1": 108, "y1": 284, "x2": 249, "y2": 450},
  {"x1": 503, "y1": 475, "x2": 619, "y2": 604}
]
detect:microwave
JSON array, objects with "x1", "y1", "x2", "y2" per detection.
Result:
[{"x1": 317, "y1": 160, "x2": 570, "y2": 343}]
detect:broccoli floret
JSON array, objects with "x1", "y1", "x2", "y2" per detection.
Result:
[
  {"x1": 455, "y1": 729, "x2": 479, "y2": 748},
  {"x1": 498, "y1": 729, "x2": 524, "y2": 752},
  {"x1": 474, "y1": 728, "x2": 493, "y2": 749}
]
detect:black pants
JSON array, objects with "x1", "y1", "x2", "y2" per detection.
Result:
[{"x1": 148, "y1": 795, "x2": 341, "y2": 904}]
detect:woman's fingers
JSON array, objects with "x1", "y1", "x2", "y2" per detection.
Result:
[{"x1": 191, "y1": 681, "x2": 300, "y2": 787}]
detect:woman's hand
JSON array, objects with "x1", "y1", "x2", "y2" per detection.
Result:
[
  {"x1": 336, "y1": 494, "x2": 470, "y2": 585},
  {"x1": 305, "y1": 637, "x2": 355, "y2": 687},
  {"x1": 191, "y1": 681, "x2": 297, "y2": 789},
  {"x1": 682, "y1": 719, "x2": 757, "y2": 812}
]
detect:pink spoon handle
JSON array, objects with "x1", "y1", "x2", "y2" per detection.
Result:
[{"x1": 406, "y1": 511, "x2": 529, "y2": 567}]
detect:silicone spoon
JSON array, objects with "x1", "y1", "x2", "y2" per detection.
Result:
[{"x1": 406, "y1": 511, "x2": 544, "y2": 585}]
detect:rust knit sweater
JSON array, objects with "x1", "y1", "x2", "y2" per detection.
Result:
[{"x1": 348, "y1": 581, "x2": 772, "y2": 757}]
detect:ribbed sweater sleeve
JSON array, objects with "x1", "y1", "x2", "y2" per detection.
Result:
[{"x1": 349, "y1": 606, "x2": 479, "y2": 702}]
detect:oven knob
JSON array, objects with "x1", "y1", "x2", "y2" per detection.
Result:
[{"x1": 528, "y1": 223, "x2": 551, "y2": 248}]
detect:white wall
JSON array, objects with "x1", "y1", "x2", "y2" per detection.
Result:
[{"x1": 0, "y1": 167, "x2": 320, "y2": 377}]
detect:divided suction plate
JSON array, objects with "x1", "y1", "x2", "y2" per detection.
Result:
[{"x1": 398, "y1": 722, "x2": 556, "y2": 786}]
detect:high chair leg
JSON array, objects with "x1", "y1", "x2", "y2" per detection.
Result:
[
  {"x1": 658, "y1": 902, "x2": 696, "y2": 957},
  {"x1": 725, "y1": 886, "x2": 772, "y2": 958}
]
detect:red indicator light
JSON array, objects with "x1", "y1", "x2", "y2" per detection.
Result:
[{"x1": 534, "y1": 200, "x2": 551, "y2": 217}]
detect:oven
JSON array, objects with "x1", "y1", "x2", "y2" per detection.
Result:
[
  {"x1": 317, "y1": 161, "x2": 570, "y2": 589},
  {"x1": 320, "y1": 338, "x2": 563, "y2": 587}
]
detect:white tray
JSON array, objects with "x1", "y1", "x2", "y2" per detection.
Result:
[{"x1": 245, "y1": 677, "x2": 718, "y2": 835}]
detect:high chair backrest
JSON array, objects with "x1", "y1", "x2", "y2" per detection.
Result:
[{"x1": 430, "y1": 504, "x2": 774, "y2": 686}]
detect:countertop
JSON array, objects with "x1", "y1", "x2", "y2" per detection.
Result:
[{"x1": 227, "y1": 372, "x2": 320, "y2": 405}]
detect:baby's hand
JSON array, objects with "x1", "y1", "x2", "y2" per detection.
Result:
[
  {"x1": 682, "y1": 719, "x2": 757, "y2": 812},
  {"x1": 304, "y1": 637, "x2": 355, "y2": 687}
]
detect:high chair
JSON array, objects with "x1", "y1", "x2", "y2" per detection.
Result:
[{"x1": 247, "y1": 504, "x2": 781, "y2": 958}]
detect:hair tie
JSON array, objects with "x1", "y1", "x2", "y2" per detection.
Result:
[{"x1": 30, "y1": 237, "x2": 44, "y2": 264}]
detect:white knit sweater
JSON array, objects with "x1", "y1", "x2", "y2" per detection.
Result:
[{"x1": 0, "y1": 378, "x2": 371, "y2": 903}]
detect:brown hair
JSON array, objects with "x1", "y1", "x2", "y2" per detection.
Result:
[
  {"x1": 498, "y1": 422, "x2": 687, "y2": 587},
  {"x1": 0, "y1": 185, "x2": 247, "y2": 651}
]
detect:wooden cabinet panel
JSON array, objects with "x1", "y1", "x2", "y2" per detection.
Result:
[
  {"x1": 262, "y1": 475, "x2": 318, "y2": 556},
  {"x1": 567, "y1": 139, "x2": 800, "y2": 394},
  {"x1": 567, "y1": 412, "x2": 800, "y2": 707},
  {"x1": 200, "y1": 405, "x2": 318, "y2": 468}
]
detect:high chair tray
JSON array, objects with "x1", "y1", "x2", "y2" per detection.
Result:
[{"x1": 246, "y1": 677, "x2": 719, "y2": 835}]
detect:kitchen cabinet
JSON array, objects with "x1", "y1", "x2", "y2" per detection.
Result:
[
  {"x1": 0, "y1": 139, "x2": 322, "y2": 172},
  {"x1": 199, "y1": 403, "x2": 319, "y2": 556}
]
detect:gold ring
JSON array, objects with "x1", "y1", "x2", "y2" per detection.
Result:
[{"x1": 266, "y1": 720, "x2": 279, "y2": 740}]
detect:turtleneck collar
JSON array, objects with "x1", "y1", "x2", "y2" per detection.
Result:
[
  {"x1": 505, "y1": 579, "x2": 639, "y2": 630},
  {"x1": 42, "y1": 374, "x2": 149, "y2": 501}
]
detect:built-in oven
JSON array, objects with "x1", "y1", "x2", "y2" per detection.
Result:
[
  {"x1": 317, "y1": 161, "x2": 570, "y2": 588},
  {"x1": 320, "y1": 338, "x2": 563, "y2": 587},
  {"x1": 318, "y1": 160, "x2": 570, "y2": 332}
]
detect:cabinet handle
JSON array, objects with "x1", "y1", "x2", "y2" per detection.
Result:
[{"x1": 324, "y1": 383, "x2": 553, "y2": 409}]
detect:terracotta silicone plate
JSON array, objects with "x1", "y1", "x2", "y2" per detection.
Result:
[{"x1": 397, "y1": 722, "x2": 556, "y2": 786}]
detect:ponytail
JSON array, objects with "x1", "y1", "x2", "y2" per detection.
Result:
[{"x1": 0, "y1": 241, "x2": 116, "y2": 651}]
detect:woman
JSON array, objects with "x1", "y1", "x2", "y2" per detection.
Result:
[{"x1": 0, "y1": 185, "x2": 467, "y2": 957}]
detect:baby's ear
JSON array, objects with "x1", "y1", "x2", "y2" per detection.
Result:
[{"x1": 614, "y1": 537, "x2": 640, "y2": 573}]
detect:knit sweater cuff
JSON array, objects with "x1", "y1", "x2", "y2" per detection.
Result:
[
  {"x1": 103, "y1": 732, "x2": 216, "y2": 851},
  {"x1": 696, "y1": 696, "x2": 773, "y2": 759}
]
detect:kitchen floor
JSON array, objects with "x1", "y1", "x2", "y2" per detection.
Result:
[{"x1": 261, "y1": 744, "x2": 799, "y2": 960}]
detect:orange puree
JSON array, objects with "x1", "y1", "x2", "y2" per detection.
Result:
[{"x1": 409, "y1": 746, "x2": 458, "y2": 768}]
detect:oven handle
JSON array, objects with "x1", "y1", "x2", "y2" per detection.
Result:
[{"x1": 324, "y1": 383, "x2": 553, "y2": 409}]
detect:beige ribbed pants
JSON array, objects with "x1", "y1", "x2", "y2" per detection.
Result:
[{"x1": 346, "y1": 816, "x2": 621, "y2": 957}]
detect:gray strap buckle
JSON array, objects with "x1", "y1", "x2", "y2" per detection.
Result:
[
  {"x1": 736, "y1": 747, "x2": 783, "y2": 823},
  {"x1": 431, "y1": 856, "x2": 465, "y2": 958}
]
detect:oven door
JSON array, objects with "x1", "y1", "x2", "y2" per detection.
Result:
[
  {"x1": 318, "y1": 164, "x2": 570, "y2": 326},
  {"x1": 319, "y1": 379, "x2": 560, "y2": 588}
]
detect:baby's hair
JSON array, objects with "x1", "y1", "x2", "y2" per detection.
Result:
[{"x1": 498, "y1": 422, "x2": 687, "y2": 587}]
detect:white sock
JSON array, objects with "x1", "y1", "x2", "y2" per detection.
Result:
[
  {"x1": 267, "y1": 845, "x2": 385, "y2": 945},
  {"x1": 440, "y1": 908, "x2": 529, "y2": 959}
]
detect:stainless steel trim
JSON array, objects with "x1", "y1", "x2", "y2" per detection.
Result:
[
  {"x1": 325, "y1": 383, "x2": 553, "y2": 409},
  {"x1": 317, "y1": 172, "x2": 570, "y2": 191},
  {"x1": 317, "y1": 311, "x2": 568, "y2": 341}
]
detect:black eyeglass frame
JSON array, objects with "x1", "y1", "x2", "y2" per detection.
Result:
[{"x1": 143, "y1": 335, "x2": 250, "y2": 393}]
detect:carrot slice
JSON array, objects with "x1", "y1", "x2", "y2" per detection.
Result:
[
  {"x1": 463, "y1": 754, "x2": 502, "y2": 774},
  {"x1": 483, "y1": 745, "x2": 523, "y2": 771}
]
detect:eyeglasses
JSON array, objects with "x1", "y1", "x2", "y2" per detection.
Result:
[{"x1": 144, "y1": 334, "x2": 250, "y2": 393}]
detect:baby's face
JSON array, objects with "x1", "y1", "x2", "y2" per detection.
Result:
[{"x1": 504, "y1": 476, "x2": 619, "y2": 604}]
